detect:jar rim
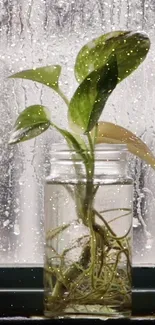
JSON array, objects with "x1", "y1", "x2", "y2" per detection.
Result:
[
  {"x1": 51, "y1": 142, "x2": 128, "y2": 153},
  {"x1": 50, "y1": 142, "x2": 128, "y2": 162}
]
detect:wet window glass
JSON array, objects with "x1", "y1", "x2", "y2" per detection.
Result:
[{"x1": 0, "y1": 0, "x2": 154, "y2": 265}]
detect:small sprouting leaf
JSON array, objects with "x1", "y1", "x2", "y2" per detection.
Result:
[
  {"x1": 68, "y1": 55, "x2": 118, "y2": 134},
  {"x1": 75, "y1": 31, "x2": 150, "y2": 84},
  {"x1": 94, "y1": 121, "x2": 155, "y2": 169},
  {"x1": 9, "y1": 105, "x2": 51, "y2": 144},
  {"x1": 10, "y1": 65, "x2": 61, "y2": 91}
]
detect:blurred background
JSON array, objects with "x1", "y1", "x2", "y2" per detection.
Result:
[{"x1": 0, "y1": 0, "x2": 155, "y2": 265}]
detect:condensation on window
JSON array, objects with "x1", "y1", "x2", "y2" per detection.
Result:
[{"x1": 0, "y1": 0, "x2": 155, "y2": 265}]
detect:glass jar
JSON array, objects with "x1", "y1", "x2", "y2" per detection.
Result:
[{"x1": 44, "y1": 144, "x2": 133, "y2": 319}]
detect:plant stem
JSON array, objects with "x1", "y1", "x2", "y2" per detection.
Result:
[
  {"x1": 85, "y1": 133, "x2": 97, "y2": 288},
  {"x1": 57, "y1": 88, "x2": 70, "y2": 106}
]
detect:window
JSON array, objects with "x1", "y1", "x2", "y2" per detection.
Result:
[{"x1": 0, "y1": 0, "x2": 155, "y2": 316}]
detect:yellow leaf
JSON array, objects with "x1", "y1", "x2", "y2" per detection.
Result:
[{"x1": 93, "y1": 121, "x2": 155, "y2": 169}]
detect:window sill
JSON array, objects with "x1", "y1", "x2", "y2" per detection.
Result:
[
  {"x1": 0, "y1": 317, "x2": 155, "y2": 324},
  {"x1": 0, "y1": 288, "x2": 155, "y2": 317},
  {"x1": 0, "y1": 267, "x2": 155, "y2": 317}
]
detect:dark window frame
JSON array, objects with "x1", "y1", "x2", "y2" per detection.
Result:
[{"x1": 0, "y1": 267, "x2": 155, "y2": 317}]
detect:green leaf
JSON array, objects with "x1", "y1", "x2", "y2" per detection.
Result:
[
  {"x1": 93, "y1": 121, "x2": 155, "y2": 169},
  {"x1": 9, "y1": 65, "x2": 61, "y2": 91},
  {"x1": 75, "y1": 31, "x2": 150, "y2": 84},
  {"x1": 9, "y1": 105, "x2": 51, "y2": 144},
  {"x1": 51, "y1": 122, "x2": 88, "y2": 162},
  {"x1": 68, "y1": 54, "x2": 118, "y2": 134}
]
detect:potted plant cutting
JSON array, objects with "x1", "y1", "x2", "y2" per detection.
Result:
[{"x1": 8, "y1": 31, "x2": 155, "y2": 318}]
